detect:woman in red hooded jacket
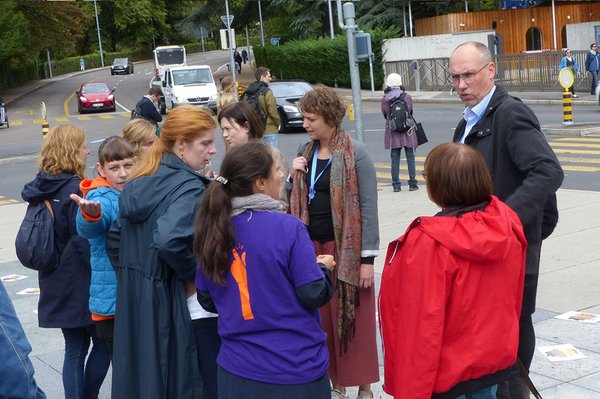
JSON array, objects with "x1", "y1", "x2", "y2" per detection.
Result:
[{"x1": 379, "y1": 143, "x2": 527, "y2": 399}]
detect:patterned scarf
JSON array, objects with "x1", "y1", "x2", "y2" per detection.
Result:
[{"x1": 290, "y1": 129, "x2": 362, "y2": 351}]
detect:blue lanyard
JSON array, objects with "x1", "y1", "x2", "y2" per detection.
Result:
[{"x1": 309, "y1": 144, "x2": 332, "y2": 203}]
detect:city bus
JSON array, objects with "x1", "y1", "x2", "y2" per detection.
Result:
[{"x1": 153, "y1": 45, "x2": 187, "y2": 80}]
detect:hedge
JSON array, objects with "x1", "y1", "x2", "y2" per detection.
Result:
[{"x1": 253, "y1": 29, "x2": 399, "y2": 89}]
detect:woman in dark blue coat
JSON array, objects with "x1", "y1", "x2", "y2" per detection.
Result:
[
  {"x1": 106, "y1": 105, "x2": 218, "y2": 399},
  {"x1": 21, "y1": 124, "x2": 110, "y2": 399}
]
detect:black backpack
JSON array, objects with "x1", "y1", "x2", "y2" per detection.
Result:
[
  {"x1": 15, "y1": 199, "x2": 59, "y2": 273},
  {"x1": 242, "y1": 86, "x2": 269, "y2": 128},
  {"x1": 388, "y1": 92, "x2": 414, "y2": 133},
  {"x1": 130, "y1": 102, "x2": 142, "y2": 120}
]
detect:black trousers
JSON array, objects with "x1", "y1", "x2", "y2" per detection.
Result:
[{"x1": 496, "y1": 275, "x2": 538, "y2": 399}]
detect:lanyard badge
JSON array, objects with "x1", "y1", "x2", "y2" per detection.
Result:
[{"x1": 309, "y1": 144, "x2": 332, "y2": 203}]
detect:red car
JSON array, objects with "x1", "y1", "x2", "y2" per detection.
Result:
[{"x1": 76, "y1": 82, "x2": 116, "y2": 113}]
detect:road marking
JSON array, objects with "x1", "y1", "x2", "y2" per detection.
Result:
[
  {"x1": 32, "y1": 119, "x2": 44, "y2": 124},
  {"x1": 115, "y1": 100, "x2": 129, "y2": 113},
  {"x1": 0, "y1": 199, "x2": 20, "y2": 206},
  {"x1": 99, "y1": 115, "x2": 115, "y2": 119},
  {"x1": 558, "y1": 156, "x2": 600, "y2": 164},
  {"x1": 375, "y1": 160, "x2": 425, "y2": 168},
  {"x1": 553, "y1": 148, "x2": 600, "y2": 155},
  {"x1": 91, "y1": 139, "x2": 105, "y2": 144},
  {"x1": 377, "y1": 171, "x2": 426, "y2": 181},
  {"x1": 77, "y1": 116, "x2": 92, "y2": 121},
  {"x1": 56, "y1": 117, "x2": 68, "y2": 122},
  {"x1": 9, "y1": 120, "x2": 22, "y2": 126},
  {"x1": 561, "y1": 165, "x2": 600, "y2": 172},
  {"x1": 64, "y1": 91, "x2": 76, "y2": 117},
  {"x1": 554, "y1": 138, "x2": 600, "y2": 142},
  {"x1": 551, "y1": 142, "x2": 600, "y2": 149}
]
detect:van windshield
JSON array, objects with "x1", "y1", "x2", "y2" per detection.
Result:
[{"x1": 172, "y1": 69, "x2": 213, "y2": 85}]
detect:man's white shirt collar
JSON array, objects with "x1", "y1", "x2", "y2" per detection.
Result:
[{"x1": 460, "y1": 85, "x2": 496, "y2": 144}]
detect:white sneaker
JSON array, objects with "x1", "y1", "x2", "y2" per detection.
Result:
[
  {"x1": 356, "y1": 390, "x2": 373, "y2": 399},
  {"x1": 331, "y1": 389, "x2": 348, "y2": 399}
]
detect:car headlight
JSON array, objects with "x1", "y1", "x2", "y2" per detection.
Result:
[
  {"x1": 175, "y1": 97, "x2": 187, "y2": 103},
  {"x1": 79, "y1": 96, "x2": 87, "y2": 102},
  {"x1": 210, "y1": 93, "x2": 218, "y2": 101},
  {"x1": 107, "y1": 94, "x2": 114, "y2": 100},
  {"x1": 283, "y1": 105, "x2": 299, "y2": 113},
  {"x1": 111, "y1": 66, "x2": 114, "y2": 69}
]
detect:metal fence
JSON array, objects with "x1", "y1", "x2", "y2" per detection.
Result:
[{"x1": 383, "y1": 50, "x2": 592, "y2": 92}]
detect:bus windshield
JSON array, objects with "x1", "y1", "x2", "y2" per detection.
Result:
[{"x1": 155, "y1": 47, "x2": 185, "y2": 67}]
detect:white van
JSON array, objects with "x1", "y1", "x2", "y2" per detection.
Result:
[{"x1": 161, "y1": 65, "x2": 217, "y2": 112}]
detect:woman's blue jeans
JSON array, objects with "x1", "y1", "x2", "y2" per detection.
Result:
[
  {"x1": 391, "y1": 147, "x2": 417, "y2": 189},
  {"x1": 456, "y1": 384, "x2": 497, "y2": 399},
  {"x1": 0, "y1": 281, "x2": 46, "y2": 398},
  {"x1": 61, "y1": 325, "x2": 110, "y2": 399}
]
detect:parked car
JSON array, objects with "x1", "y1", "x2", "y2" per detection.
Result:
[
  {"x1": 111, "y1": 58, "x2": 134, "y2": 75},
  {"x1": 76, "y1": 82, "x2": 116, "y2": 113},
  {"x1": 269, "y1": 80, "x2": 312, "y2": 133}
]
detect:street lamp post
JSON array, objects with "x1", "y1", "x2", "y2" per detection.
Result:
[
  {"x1": 93, "y1": 0, "x2": 104, "y2": 67},
  {"x1": 258, "y1": 0, "x2": 265, "y2": 46}
]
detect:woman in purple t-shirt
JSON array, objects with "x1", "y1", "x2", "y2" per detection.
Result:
[{"x1": 193, "y1": 141, "x2": 336, "y2": 399}]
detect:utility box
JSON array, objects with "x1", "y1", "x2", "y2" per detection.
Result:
[{"x1": 355, "y1": 31, "x2": 372, "y2": 60}]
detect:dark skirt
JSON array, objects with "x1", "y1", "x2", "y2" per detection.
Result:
[{"x1": 217, "y1": 366, "x2": 329, "y2": 399}]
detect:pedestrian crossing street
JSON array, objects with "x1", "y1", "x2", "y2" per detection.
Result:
[
  {"x1": 375, "y1": 136, "x2": 600, "y2": 186},
  {"x1": 6, "y1": 112, "x2": 131, "y2": 126}
]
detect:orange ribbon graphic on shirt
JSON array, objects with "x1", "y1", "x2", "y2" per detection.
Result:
[{"x1": 231, "y1": 248, "x2": 254, "y2": 320}]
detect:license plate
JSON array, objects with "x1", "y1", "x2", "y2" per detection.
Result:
[{"x1": 93, "y1": 103, "x2": 103, "y2": 107}]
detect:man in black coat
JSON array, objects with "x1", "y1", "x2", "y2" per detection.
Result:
[
  {"x1": 450, "y1": 41, "x2": 564, "y2": 399},
  {"x1": 135, "y1": 87, "x2": 162, "y2": 126}
]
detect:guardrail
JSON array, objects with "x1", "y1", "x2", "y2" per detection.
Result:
[{"x1": 384, "y1": 50, "x2": 592, "y2": 92}]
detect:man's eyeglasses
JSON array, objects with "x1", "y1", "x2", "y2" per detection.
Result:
[{"x1": 448, "y1": 62, "x2": 491, "y2": 85}]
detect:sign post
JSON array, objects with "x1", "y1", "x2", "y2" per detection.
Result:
[
  {"x1": 558, "y1": 67, "x2": 574, "y2": 126},
  {"x1": 222, "y1": 2, "x2": 237, "y2": 95}
]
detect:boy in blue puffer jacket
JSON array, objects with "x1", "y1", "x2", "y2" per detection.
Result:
[{"x1": 71, "y1": 136, "x2": 135, "y2": 358}]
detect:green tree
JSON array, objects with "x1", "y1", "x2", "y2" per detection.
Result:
[{"x1": 0, "y1": 0, "x2": 30, "y2": 63}]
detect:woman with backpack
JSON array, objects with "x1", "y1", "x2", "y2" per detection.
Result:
[
  {"x1": 381, "y1": 73, "x2": 419, "y2": 192},
  {"x1": 20, "y1": 124, "x2": 110, "y2": 399}
]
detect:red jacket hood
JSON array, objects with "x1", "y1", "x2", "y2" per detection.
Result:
[
  {"x1": 80, "y1": 176, "x2": 112, "y2": 198},
  {"x1": 394, "y1": 196, "x2": 526, "y2": 264},
  {"x1": 380, "y1": 196, "x2": 527, "y2": 398}
]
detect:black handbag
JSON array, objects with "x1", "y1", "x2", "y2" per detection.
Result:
[{"x1": 415, "y1": 122, "x2": 428, "y2": 145}]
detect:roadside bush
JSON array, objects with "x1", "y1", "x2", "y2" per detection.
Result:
[{"x1": 253, "y1": 29, "x2": 399, "y2": 89}]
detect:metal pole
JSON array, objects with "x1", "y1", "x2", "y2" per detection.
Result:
[
  {"x1": 551, "y1": 0, "x2": 557, "y2": 50},
  {"x1": 368, "y1": 54, "x2": 375, "y2": 98},
  {"x1": 225, "y1": 0, "x2": 237, "y2": 94},
  {"x1": 403, "y1": 5, "x2": 407, "y2": 37},
  {"x1": 246, "y1": 25, "x2": 252, "y2": 67},
  {"x1": 465, "y1": 0, "x2": 468, "y2": 12},
  {"x1": 46, "y1": 49, "x2": 53, "y2": 79},
  {"x1": 258, "y1": 0, "x2": 265, "y2": 46},
  {"x1": 408, "y1": 1, "x2": 413, "y2": 37},
  {"x1": 93, "y1": 0, "x2": 104, "y2": 67},
  {"x1": 337, "y1": 1, "x2": 364, "y2": 142},
  {"x1": 200, "y1": 26, "x2": 205, "y2": 52},
  {"x1": 328, "y1": 0, "x2": 335, "y2": 39}
]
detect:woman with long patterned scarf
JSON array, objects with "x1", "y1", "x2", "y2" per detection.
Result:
[{"x1": 290, "y1": 85, "x2": 380, "y2": 399}]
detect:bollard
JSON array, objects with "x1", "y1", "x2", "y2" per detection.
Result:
[
  {"x1": 562, "y1": 89, "x2": 574, "y2": 126},
  {"x1": 41, "y1": 120, "x2": 50, "y2": 136}
]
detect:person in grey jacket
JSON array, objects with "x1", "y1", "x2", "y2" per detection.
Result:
[
  {"x1": 585, "y1": 43, "x2": 600, "y2": 95},
  {"x1": 290, "y1": 85, "x2": 379, "y2": 399},
  {"x1": 450, "y1": 41, "x2": 564, "y2": 399}
]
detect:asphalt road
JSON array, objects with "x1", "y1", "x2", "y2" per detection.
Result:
[{"x1": 1, "y1": 55, "x2": 600, "y2": 204}]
